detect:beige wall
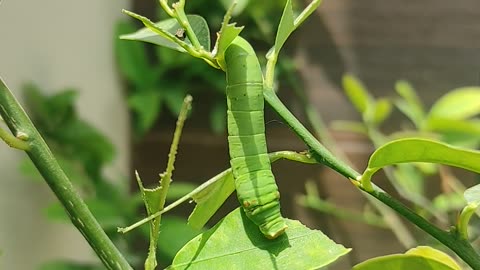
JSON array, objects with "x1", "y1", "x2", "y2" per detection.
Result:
[{"x1": 0, "y1": 0, "x2": 129, "y2": 268}]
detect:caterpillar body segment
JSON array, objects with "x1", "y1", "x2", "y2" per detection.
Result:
[{"x1": 225, "y1": 37, "x2": 287, "y2": 239}]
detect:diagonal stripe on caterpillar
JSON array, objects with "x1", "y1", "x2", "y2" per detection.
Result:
[{"x1": 225, "y1": 37, "x2": 287, "y2": 239}]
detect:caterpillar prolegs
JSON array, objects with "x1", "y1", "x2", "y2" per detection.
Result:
[{"x1": 225, "y1": 37, "x2": 287, "y2": 239}]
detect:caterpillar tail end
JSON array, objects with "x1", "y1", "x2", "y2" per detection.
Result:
[{"x1": 260, "y1": 221, "x2": 288, "y2": 239}]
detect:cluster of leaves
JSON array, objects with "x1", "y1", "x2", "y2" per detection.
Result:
[
  {"x1": 115, "y1": 0, "x2": 299, "y2": 137},
  {"x1": 299, "y1": 75, "x2": 480, "y2": 267},
  {"x1": 19, "y1": 84, "x2": 200, "y2": 269},
  {"x1": 338, "y1": 75, "x2": 480, "y2": 228}
]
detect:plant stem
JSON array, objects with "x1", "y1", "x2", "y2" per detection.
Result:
[
  {"x1": 145, "y1": 95, "x2": 192, "y2": 269},
  {"x1": 0, "y1": 126, "x2": 30, "y2": 150},
  {"x1": 264, "y1": 88, "x2": 359, "y2": 179},
  {"x1": 172, "y1": 3, "x2": 202, "y2": 50},
  {"x1": 368, "y1": 188, "x2": 480, "y2": 270},
  {"x1": 0, "y1": 78, "x2": 132, "y2": 270},
  {"x1": 264, "y1": 88, "x2": 480, "y2": 268},
  {"x1": 119, "y1": 150, "x2": 316, "y2": 233},
  {"x1": 458, "y1": 203, "x2": 478, "y2": 240}
]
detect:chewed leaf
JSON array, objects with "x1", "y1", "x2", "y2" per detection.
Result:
[
  {"x1": 273, "y1": 0, "x2": 294, "y2": 57},
  {"x1": 464, "y1": 184, "x2": 480, "y2": 205},
  {"x1": 188, "y1": 169, "x2": 235, "y2": 229},
  {"x1": 171, "y1": 208, "x2": 350, "y2": 270},
  {"x1": 212, "y1": 2, "x2": 244, "y2": 70},
  {"x1": 367, "y1": 138, "x2": 480, "y2": 174},
  {"x1": 121, "y1": 11, "x2": 210, "y2": 52},
  {"x1": 267, "y1": 0, "x2": 322, "y2": 60},
  {"x1": 429, "y1": 87, "x2": 480, "y2": 120}
]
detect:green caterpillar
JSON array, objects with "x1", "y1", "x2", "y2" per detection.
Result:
[{"x1": 225, "y1": 37, "x2": 288, "y2": 239}]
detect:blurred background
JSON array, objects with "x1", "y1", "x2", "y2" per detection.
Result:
[{"x1": 1, "y1": 0, "x2": 479, "y2": 269}]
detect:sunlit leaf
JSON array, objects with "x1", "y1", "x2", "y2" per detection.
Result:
[
  {"x1": 464, "y1": 184, "x2": 480, "y2": 205},
  {"x1": 171, "y1": 208, "x2": 350, "y2": 270},
  {"x1": 391, "y1": 164, "x2": 424, "y2": 198},
  {"x1": 433, "y1": 193, "x2": 466, "y2": 212},
  {"x1": 394, "y1": 80, "x2": 425, "y2": 127},
  {"x1": 406, "y1": 246, "x2": 461, "y2": 270},
  {"x1": 354, "y1": 254, "x2": 457, "y2": 270},
  {"x1": 372, "y1": 98, "x2": 392, "y2": 125},
  {"x1": 342, "y1": 74, "x2": 371, "y2": 114},
  {"x1": 426, "y1": 118, "x2": 480, "y2": 136},
  {"x1": 273, "y1": 0, "x2": 294, "y2": 58},
  {"x1": 368, "y1": 138, "x2": 480, "y2": 174},
  {"x1": 429, "y1": 87, "x2": 480, "y2": 120}
]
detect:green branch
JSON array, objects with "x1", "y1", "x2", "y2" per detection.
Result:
[
  {"x1": 0, "y1": 77, "x2": 132, "y2": 270},
  {"x1": 0, "y1": 126, "x2": 30, "y2": 150},
  {"x1": 264, "y1": 88, "x2": 359, "y2": 179},
  {"x1": 263, "y1": 88, "x2": 480, "y2": 269},
  {"x1": 145, "y1": 95, "x2": 192, "y2": 269},
  {"x1": 367, "y1": 188, "x2": 480, "y2": 270}
]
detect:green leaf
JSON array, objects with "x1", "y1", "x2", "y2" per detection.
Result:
[
  {"x1": 394, "y1": 80, "x2": 425, "y2": 127},
  {"x1": 171, "y1": 208, "x2": 350, "y2": 270},
  {"x1": 115, "y1": 20, "x2": 152, "y2": 87},
  {"x1": 188, "y1": 169, "x2": 235, "y2": 230},
  {"x1": 391, "y1": 164, "x2": 424, "y2": 198},
  {"x1": 127, "y1": 91, "x2": 162, "y2": 136},
  {"x1": 426, "y1": 118, "x2": 480, "y2": 136},
  {"x1": 354, "y1": 246, "x2": 461, "y2": 270},
  {"x1": 464, "y1": 184, "x2": 480, "y2": 205},
  {"x1": 273, "y1": 0, "x2": 294, "y2": 58},
  {"x1": 354, "y1": 254, "x2": 457, "y2": 270},
  {"x1": 166, "y1": 182, "x2": 197, "y2": 201},
  {"x1": 267, "y1": 0, "x2": 323, "y2": 60},
  {"x1": 433, "y1": 193, "x2": 466, "y2": 212},
  {"x1": 372, "y1": 98, "x2": 392, "y2": 125},
  {"x1": 157, "y1": 216, "x2": 203, "y2": 263},
  {"x1": 342, "y1": 74, "x2": 371, "y2": 114},
  {"x1": 212, "y1": 3, "x2": 244, "y2": 70},
  {"x1": 406, "y1": 246, "x2": 461, "y2": 270},
  {"x1": 429, "y1": 87, "x2": 480, "y2": 120},
  {"x1": 367, "y1": 138, "x2": 480, "y2": 174},
  {"x1": 121, "y1": 12, "x2": 210, "y2": 52}
]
